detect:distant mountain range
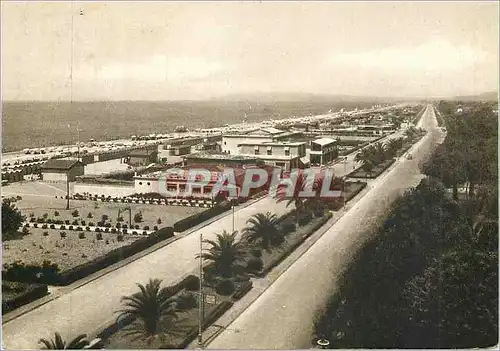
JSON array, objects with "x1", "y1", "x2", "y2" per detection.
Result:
[{"x1": 451, "y1": 91, "x2": 498, "y2": 101}]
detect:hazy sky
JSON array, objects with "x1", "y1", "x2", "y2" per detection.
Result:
[{"x1": 1, "y1": 1, "x2": 498, "y2": 100}]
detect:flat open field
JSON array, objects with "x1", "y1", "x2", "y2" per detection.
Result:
[
  {"x1": 3, "y1": 228, "x2": 138, "y2": 272},
  {"x1": 3, "y1": 180, "x2": 206, "y2": 272}
]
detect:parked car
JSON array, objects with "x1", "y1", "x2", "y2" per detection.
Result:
[{"x1": 406, "y1": 154, "x2": 413, "y2": 160}]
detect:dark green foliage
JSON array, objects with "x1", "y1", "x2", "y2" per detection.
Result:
[
  {"x1": 197, "y1": 230, "x2": 246, "y2": 278},
  {"x1": 183, "y1": 275, "x2": 200, "y2": 291},
  {"x1": 174, "y1": 291, "x2": 197, "y2": 311},
  {"x1": 173, "y1": 202, "x2": 231, "y2": 232},
  {"x1": 243, "y1": 212, "x2": 285, "y2": 252},
  {"x1": 39, "y1": 332, "x2": 89, "y2": 349},
  {"x1": 96, "y1": 233, "x2": 103, "y2": 240},
  {"x1": 134, "y1": 212, "x2": 143, "y2": 223},
  {"x1": 116, "y1": 278, "x2": 178, "y2": 344},
  {"x1": 2, "y1": 281, "x2": 48, "y2": 314},
  {"x1": 71, "y1": 210, "x2": 79, "y2": 217},
  {"x1": 246, "y1": 257, "x2": 263, "y2": 273},
  {"x1": 250, "y1": 248, "x2": 262, "y2": 258},
  {"x1": 78, "y1": 232, "x2": 85, "y2": 239},
  {"x1": 2, "y1": 199, "x2": 25, "y2": 239},
  {"x1": 215, "y1": 279, "x2": 235, "y2": 296}
]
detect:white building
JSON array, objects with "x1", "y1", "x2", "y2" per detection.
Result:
[
  {"x1": 237, "y1": 141, "x2": 308, "y2": 171},
  {"x1": 221, "y1": 127, "x2": 300, "y2": 155}
]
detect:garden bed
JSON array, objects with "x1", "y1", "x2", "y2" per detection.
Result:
[
  {"x1": 101, "y1": 275, "x2": 250, "y2": 349},
  {"x1": 253, "y1": 212, "x2": 333, "y2": 277},
  {"x1": 348, "y1": 158, "x2": 395, "y2": 179},
  {"x1": 2, "y1": 280, "x2": 48, "y2": 314}
]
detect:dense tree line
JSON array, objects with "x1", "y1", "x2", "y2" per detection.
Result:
[{"x1": 314, "y1": 101, "x2": 498, "y2": 348}]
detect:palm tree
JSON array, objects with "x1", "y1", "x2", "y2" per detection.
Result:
[
  {"x1": 243, "y1": 212, "x2": 284, "y2": 253},
  {"x1": 38, "y1": 332, "x2": 89, "y2": 349},
  {"x1": 116, "y1": 278, "x2": 179, "y2": 344},
  {"x1": 385, "y1": 138, "x2": 401, "y2": 159},
  {"x1": 372, "y1": 142, "x2": 387, "y2": 165},
  {"x1": 197, "y1": 230, "x2": 246, "y2": 278},
  {"x1": 309, "y1": 173, "x2": 343, "y2": 212},
  {"x1": 276, "y1": 172, "x2": 311, "y2": 224},
  {"x1": 355, "y1": 147, "x2": 376, "y2": 176}
]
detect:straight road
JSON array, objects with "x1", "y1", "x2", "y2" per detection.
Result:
[
  {"x1": 1, "y1": 196, "x2": 292, "y2": 350},
  {"x1": 206, "y1": 105, "x2": 444, "y2": 349}
]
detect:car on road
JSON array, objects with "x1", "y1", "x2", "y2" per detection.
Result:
[{"x1": 406, "y1": 154, "x2": 413, "y2": 160}]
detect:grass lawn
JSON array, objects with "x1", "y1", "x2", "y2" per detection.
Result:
[
  {"x1": 347, "y1": 159, "x2": 395, "y2": 179},
  {"x1": 344, "y1": 181, "x2": 368, "y2": 202},
  {"x1": 2, "y1": 228, "x2": 139, "y2": 272}
]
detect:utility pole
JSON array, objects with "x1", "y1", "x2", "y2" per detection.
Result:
[
  {"x1": 198, "y1": 233, "x2": 204, "y2": 349},
  {"x1": 66, "y1": 176, "x2": 70, "y2": 210}
]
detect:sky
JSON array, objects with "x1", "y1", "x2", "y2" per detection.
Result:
[{"x1": 1, "y1": 1, "x2": 498, "y2": 101}]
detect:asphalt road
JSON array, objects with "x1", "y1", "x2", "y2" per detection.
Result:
[
  {"x1": 206, "y1": 105, "x2": 444, "y2": 349},
  {"x1": 1, "y1": 196, "x2": 292, "y2": 350}
]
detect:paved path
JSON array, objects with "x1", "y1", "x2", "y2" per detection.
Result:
[{"x1": 205, "y1": 105, "x2": 444, "y2": 349}]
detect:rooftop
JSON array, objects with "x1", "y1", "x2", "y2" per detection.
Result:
[
  {"x1": 184, "y1": 151, "x2": 258, "y2": 161},
  {"x1": 311, "y1": 137, "x2": 337, "y2": 146},
  {"x1": 238, "y1": 141, "x2": 305, "y2": 147},
  {"x1": 41, "y1": 158, "x2": 83, "y2": 170}
]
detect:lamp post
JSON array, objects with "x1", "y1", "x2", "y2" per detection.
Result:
[{"x1": 197, "y1": 233, "x2": 204, "y2": 349}]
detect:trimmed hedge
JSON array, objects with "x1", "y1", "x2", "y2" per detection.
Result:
[
  {"x1": 2, "y1": 281, "x2": 48, "y2": 314},
  {"x1": 173, "y1": 201, "x2": 231, "y2": 232},
  {"x1": 232, "y1": 280, "x2": 253, "y2": 301}
]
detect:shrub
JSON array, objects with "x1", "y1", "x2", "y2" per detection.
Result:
[
  {"x1": 72, "y1": 219, "x2": 79, "y2": 225},
  {"x1": 36, "y1": 217, "x2": 44, "y2": 223},
  {"x1": 54, "y1": 211, "x2": 60, "y2": 217},
  {"x1": 95, "y1": 228, "x2": 101, "y2": 233},
  {"x1": 105, "y1": 239, "x2": 110, "y2": 244},
  {"x1": 60, "y1": 232, "x2": 67, "y2": 238},
  {"x1": 298, "y1": 212, "x2": 313, "y2": 226},
  {"x1": 143, "y1": 225, "x2": 150, "y2": 230},
  {"x1": 246, "y1": 257, "x2": 263, "y2": 273},
  {"x1": 104, "y1": 228, "x2": 109, "y2": 233},
  {"x1": 29, "y1": 212, "x2": 35, "y2": 218},
  {"x1": 117, "y1": 216, "x2": 124, "y2": 222},
  {"x1": 41, "y1": 224, "x2": 48, "y2": 229},
  {"x1": 122, "y1": 224, "x2": 128, "y2": 229},
  {"x1": 122, "y1": 229, "x2": 128, "y2": 234},
  {"x1": 89, "y1": 222, "x2": 95, "y2": 227},
  {"x1": 71, "y1": 210, "x2": 79, "y2": 217},
  {"x1": 22, "y1": 227, "x2": 30, "y2": 235},
  {"x1": 153, "y1": 225, "x2": 159, "y2": 231},
  {"x1": 85, "y1": 226, "x2": 90, "y2": 231},
  {"x1": 101, "y1": 214, "x2": 109, "y2": 222},
  {"x1": 78, "y1": 232, "x2": 85, "y2": 239},
  {"x1": 49, "y1": 224, "x2": 55, "y2": 229},
  {"x1": 215, "y1": 279, "x2": 235, "y2": 296},
  {"x1": 142, "y1": 231, "x2": 147, "y2": 235},
  {"x1": 97, "y1": 221, "x2": 104, "y2": 227},
  {"x1": 111, "y1": 228, "x2": 117, "y2": 234},
  {"x1": 76, "y1": 226, "x2": 82, "y2": 231},
  {"x1": 117, "y1": 234, "x2": 124, "y2": 242},
  {"x1": 64, "y1": 220, "x2": 70, "y2": 225},
  {"x1": 43, "y1": 213, "x2": 49, "y2": 219},
  {"x1": 43, "y1": 231, "x2": 49, "y2": 236},
  {"x1": 68, "y1": 225, "x2": 74, "y2": 230},
  {"x1": 132, "y1": 231, "x2": 137, "y2": 235},
  {"x1": 33, "y1": 223, "x2": 38, "y2": 228},
  {"x1": 87, "y1": 212, "x2": 93, "y2": 218},
  {"x1": 30, "y1": 217, "x2": 36, "y2": 223},
  {"x1": 175, "y1": 291, "x2": 198, "y2": 311},
  {"x1": 105, "y1": 223, "x2": 111, "y2": 228},
  {"x1": 135, "y1": 225, "x2": 140, "y2": 230},
  {"x1": 183, "y1": 275, "x2": 200, "y2": 291},
  {"x1": 81, "y1": 220, "x2": 86, "y2": 226},
  {"x1": 96, "y1": 233, "x2": 103, "y2": 240},
  {"x1": 281, "y1": 219, "x2": 296, "y2": 234},
  {"x1": 47, "y1": 219, "x2": 53, "y2": 224},
  {"x1": 134, "y1": 212, "x2": 143, "y2": 223},
  {"x1": 250, "y1": 249, "x2": 262, "y2": 258},
  {"x1": 157, "y1": 218, "x2": 162, "y2": 224}
]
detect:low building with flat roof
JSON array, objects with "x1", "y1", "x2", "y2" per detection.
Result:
[
  {"x1": 41, "y1": 159, "x2": 84, "y2": 182},
  {"x1": 310, "y1": 138, "x2": 338, "y2": 167}
]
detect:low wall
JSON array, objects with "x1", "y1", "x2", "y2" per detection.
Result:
[{"x1": 74, "y1": 183, "x2": 135, "y2": 197}]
